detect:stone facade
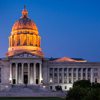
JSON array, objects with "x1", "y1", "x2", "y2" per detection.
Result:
[
  {"x1": 0, "y1": 57, "x2": 100, "y2": 91},
  {"x1": 45, "y1": 61, "x2": 100, "y2": 90}
]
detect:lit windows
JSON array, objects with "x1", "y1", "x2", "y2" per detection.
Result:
[{"x1": 94, "y1": 73, "x2": 98, "y2": 77}]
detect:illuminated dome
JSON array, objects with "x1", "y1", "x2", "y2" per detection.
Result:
[
  {"x1": 6, "y1": 6, "x2": 44, "y2": 57},
  {"x1": 11, "y1": 6, "x2": 38, "y2": 35},
  {"x1": 12, "y1": 18, "x2": 38, "y2": 32}
]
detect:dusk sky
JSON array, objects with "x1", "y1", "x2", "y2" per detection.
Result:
[{"x1": 0, "y1": 0, "x2": 100, "y2": 61}]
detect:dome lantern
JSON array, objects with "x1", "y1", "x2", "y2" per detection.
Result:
[
  {"x1": 11, "y1": 6, "x2": 38, "y2": 33},
  {"x1": 22, "y1": 5, "x2": 28, "y2": 18}
]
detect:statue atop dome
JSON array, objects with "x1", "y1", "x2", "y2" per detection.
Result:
[{"x1": 22, "y1": 5, "x2": 28, "y2": 18}]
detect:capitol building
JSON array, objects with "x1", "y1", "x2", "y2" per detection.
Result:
[{"x1": 0, "y1": 7, "x2": 100, "y2": 91}]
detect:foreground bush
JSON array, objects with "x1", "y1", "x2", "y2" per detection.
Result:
[{"x1": 66, "y1": 80, "x2": 100, "y2": 100}]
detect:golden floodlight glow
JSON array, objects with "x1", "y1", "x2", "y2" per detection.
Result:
[{"x1": 6, "y1": 7, "x2": 44, "y2": 57}]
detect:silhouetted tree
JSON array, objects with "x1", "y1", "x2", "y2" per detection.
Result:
[
  {"x1": 66, "y1": 86, "x2": 87, "y2": 100},
  {"x1": 66, "y1": 80, "x2": 100, "y2": 100},
  {"x1": 73, "y1": 80, "x2": 91, "y2": 88}
]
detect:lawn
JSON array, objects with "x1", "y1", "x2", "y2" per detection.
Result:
[{"x1": 0, "y1": 97, "x2": 65, "y2": 100}]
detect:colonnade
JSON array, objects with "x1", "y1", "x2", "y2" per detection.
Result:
[
  {"x1": 9, "y1": 34, "x2": 40, "y2": 47},
  {"x1": 9, "y1": 62, "x2": 42, "y2": 85},
  {"x1": 49, "y1": 68, "x2": 94, "y2": 84}
]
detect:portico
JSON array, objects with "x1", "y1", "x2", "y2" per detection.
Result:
[{"x1": 9, "y1": 62, "x2": 42, "y2": 85}]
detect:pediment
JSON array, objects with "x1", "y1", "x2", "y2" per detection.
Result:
[
  {"x1": 53, "y1": 57, "x2": 76, "y2": 62},
  {"x1": 11, "y1": 52, "x2": 40, "y2": 58},
  {"x1": 52, "y1": 57, "x2": 87, "y2": 62}
]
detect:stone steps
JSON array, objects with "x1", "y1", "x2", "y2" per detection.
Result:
[{"x1": 0, "y1": 85, "x2": 66, "y2": 97}]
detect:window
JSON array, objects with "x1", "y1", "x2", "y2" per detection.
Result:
[
  {"x1": 65, "y1": 86, "x2": 67, "y2": 89},
  {"x1": 69, "y1": 79, "x2": 72, "y2": 83},
  {"x1": 54, "y1": 73, "x2": 57, "y2": 77},
  {"x1": 54, "y1": 77, "x2": 58, "y2": 83},
  {"x1": 49, "y1": 73, "x2": 53, "y2": 77},
  {"x1": 74, "y1": 68, "x2": 76, "y2": 71},
  {"x1": 69, "y1": 73, "x2": 71, "y2": 77},
  {"x1": 64, "y1": 73, "x2": 67, "y2": 77},
  {"x1": 88, "y1": 68, "x2": 91, "y2": 72},
  {"x1": 69, "y1": 68, "x2": 72, "y2": 72},
  {"x1": 50, "y1": 68, "x2": 53, "y2": 72},
  {"x1": 73, "y1": 78, "x2": 76, "y2": 82},
  {"x1": 64, "y1": 68, "x2": 67, "y2": 71},
  {"x1": 50, "y1": 86, "x2": 52, "y2": 90},
  {"x1": 95, "y1": 78, "x2": 97, "y2": 83},
  {"x1": 59, "y1": 79, "x2": 62, "y2": 83},
  {"x1": 83, "y1": 68, "x2": 86, "y2": 72},
  {"x1": 78, "y1": 68, "x2": 81, "y2": 71},
  {"x1": 78, "y1": 73, "x2": 81, "y2": 77},
  {"x1": 83, "y1": 73, "x2": 86, "y2": 77},
  {"x1": 59, "y1": 73, "x2": 62, "y2": 76},
  {"x1": 88, "y1": 73, "x2": 90, "y2": 77},
  {"x1": 59, "y1": 68, "x2": 62, "y2": 72},
  {"x1": 64, "y1": 80, "x2": 67, "y2": 83},
  {"x1": 94, "y1": 73, "x2": 98, "y2": 77},
  {"x1": 54, "y1": 68, "x2": 57, "y2": 72},
  {"x1": 73, "y1": 73, "x2": 76, "y2": 77}
]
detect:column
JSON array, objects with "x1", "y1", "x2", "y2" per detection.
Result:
[
  {"x1": 58, "y1": 68, "x2": 59, "y2": 83},
  {"x1": 76, "y1": 68, "x2": 78, "y2": 81},
  {"x1": 39, "y1": 63, "x2": 42, "y2": 84},
  {"x1": 28, "y1": 63, "x2": 30, "y2": 84},
  {"x1": 52, "y1": 68, "x2": 54, "y2": 83},
  {"x1": 27, "y1": 34, "x2": 29, "y2": 45},
  {"x1": 34, "y1": 63, "x2": 36, "y2": 84},
  {"x1": 81, "y1": 68, "x2": 83, "y2": 80},
  {"x1": 62, "y1": 68, "x2": 64, "y2": 84},
  {"x1": 30, "y1": 64, "x2": 33, "y2": 84},
  {"x1": 86, "y1": 68, "x2": 88, "y2": 80},
  {"x1": 16, "y1": 63, "x2": 18, "y2": 84},
  {"x1": 67, "y1": 68, "x2": 69, "y2": 83},
  {"x1": 32, "y1": 64, "x2": 34, "y2": 84},
  {"x1": 9, "y1": 63, "x2": 12, "y2": 84},
  {"x1": 72, "y1": 68, "x2": 74, "y2": 83},
  {"x1": 90, "y1": 68, "x2": 93, "y2": 83},
  {"x1": 22, "y1": 63, "x2": 24, "y2": 84}
]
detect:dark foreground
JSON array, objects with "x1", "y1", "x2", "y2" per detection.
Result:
[{"x1": 0, "y1": 97, "x2": 65, "y2": 100}]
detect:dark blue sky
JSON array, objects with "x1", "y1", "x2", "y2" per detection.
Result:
[{"x1": 0, "y1": 0, "x2": 100, "y2": 61}]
